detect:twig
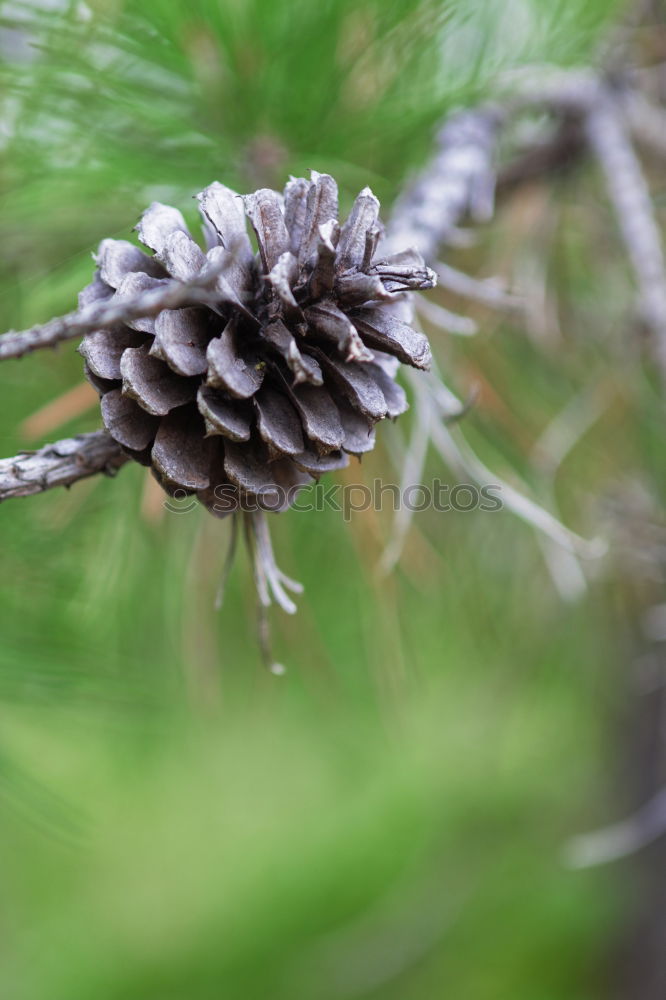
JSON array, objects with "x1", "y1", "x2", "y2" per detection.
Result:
[
  {"x1": 434, "y1": 261, "x2": 524, "y2": 312},
  {"x1": 214, "y1": 515, "x2": 240, "y2": 610},
  {"x1": 585, "y1": 90, "x2": 666, "y2": 377},
  {"x1": 416, "y1": 370, "x2": 605, "y2": 559},
  {"x1": 415, "y1": 295, "x2": 478, "y2": 336},
  {"x1": 0, "y1": 431, "x2": 126, "y2": 501},
  {"x1": 378, "y1": 366, "x2": 434, "y2": 575},
  {"x1": 529, "y1": 386, "x2": 609, "y2": 600},
  {"x1": 499, "y1": 68, "x2": 666, "y2": 374},
  {"x1": 565, "y1": 785, "x2": 666, "y2": 867},
  {"x1": 0, "y1": 264, "x2": 227, "y2": 362},
  {"x1": 384, "y1": 106, "x2": 503, "y2": 259}
]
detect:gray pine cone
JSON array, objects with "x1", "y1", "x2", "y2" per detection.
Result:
[{"x1": 79, "y1": 173, "x2": 435, "y2": 516}]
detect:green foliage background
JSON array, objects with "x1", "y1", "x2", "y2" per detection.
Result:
[{"x1": 0, "y1": 0, "x2": 640, "y2": 997}]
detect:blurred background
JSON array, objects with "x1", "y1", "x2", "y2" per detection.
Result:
[{"x1": 1, "y1": 0, "x2": 665, "y2": 997}]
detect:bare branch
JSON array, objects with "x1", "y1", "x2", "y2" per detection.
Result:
[
  {"x1": 585, "y1": 91, "x2": 666, "y2": 377},
  {"x1": 565, "y1": 785, "x2": 666, "y2": 867},
  {"x1": 411, "y1": 367, "x2": 606, "y2": 560},
  {"x1": 415, "y1": 295, "x2": 478, "y2": 336},
  {"x1": 434, "y1": 261, "x2": 524, "y2": 313},
  {"x1": 0, "y1": 264, "x2": 227, "y2": 362},
  {"x1": 500, "y1": 66, "x2": 602, "y2": 114},
  {"x1": 529, "y1": 387, "x2": 609, "y2": 601},
  {"x1": 0, "y1": 431, "x2": 126, "y2": 502},
  {"x1": 384, "y1": 106, "x2": 503, "y2": 260},
  {"x1": 378, "y1": 367, "x2": 434, "y2": 575}
]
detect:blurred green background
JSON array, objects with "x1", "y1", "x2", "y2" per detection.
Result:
[{"x1": 0, "y1": 0, "x2": 656, "y2": 997}]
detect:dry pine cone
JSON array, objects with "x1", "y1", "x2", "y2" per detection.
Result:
[{"x1": 79, "y1": 173, "x2": 435, "y2": 516}]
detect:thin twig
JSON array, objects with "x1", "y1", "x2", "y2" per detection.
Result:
[
  {"x1": 528, "y1": 385, "x2": 609, "y2": 601},
  {"x1": 0, "y1": 431, "x2": 126, "y2": 501},
  {"x1": 565, "y1": 785, "x2": 666, "y2": 867},
  {"x1": 378, "y1": 368, "x2": 434, "y2": 575},
  {"x1": 499, "y1": 68, "x2": 666, "y2": 373},
  {"x1": 384, "y1": 106, "x2": 503, "y2": 259},
  {"x1": 214, "y1": 515, "x2": 240, "y2": 610},
  {"x1": 408, "y1": 368, "x2": 605, "y2": 559},
  {"x1": 585, "y1": 90, "x2": 666, "y2": 378},
  {"x1": 0, "y1": 262, "x2": 228, "y2": 362},
  {"x1": 415, "y1": 295, "x2": 478, "y2": 336},
  {"x1": 434, "y1": 261, "x2": 524, "y2": 313}
]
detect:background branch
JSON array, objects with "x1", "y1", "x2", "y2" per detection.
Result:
[
  {"x1": 585, "y1": 91, "x2": 666, "y2": 375},
  {"x1": 384, "y1": 106, "x2": 502, "y2": 259}
]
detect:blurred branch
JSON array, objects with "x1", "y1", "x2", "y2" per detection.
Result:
[
  {"x1": 415, "y1": 296, "x2": 478, "y2": 336},
  {"x1": 502, "y1": 68, "x2": 666, "y2": 375},
  {"x1": 378, "y1": 367, "x2": 434, "y2": 575},
  {"x1": 433, "y1": 262, "x2": 524, "y2": 312},
  {"x1": 419, "y1": 369, "x2": 605, "y2": 560},
  {"x1": 585, "y1": 91, "x2": 666, "y2": 378},
  {"x1": 0, "y1": 431, "x2": 126, "y2": 501},
  {"x1": 565, "y1": 785, "x2": 666, "y2": 867},
  {"x1": 384, "y1": 106, "x2": 503, "y2": 258},
  {"x1": 621, "y1": 87, "x2": 666, "y2": 160},
  {"x1": 530, "y1": 385, "x2": 610, "y2": 601},
  {"x1": 497, "y1": 119, "x2": 585, "y2": 192}
]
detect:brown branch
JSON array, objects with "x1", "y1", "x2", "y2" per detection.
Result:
[{"x1": 0, "y1": 431, "x2": 126, "y2": 501}]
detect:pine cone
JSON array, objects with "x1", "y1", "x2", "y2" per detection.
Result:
[{"x1": 79, "y1": 173, "x2": 435, "y2": 516}]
